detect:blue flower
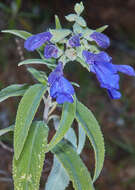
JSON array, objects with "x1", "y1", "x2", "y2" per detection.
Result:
[
  {"x1": 83, "y1": 50, "x2": 135, "y2": 99},
  {"x1": 90, "y1": 32, "x2": 110, "y2": 49},
  {"x1": 48, "y1": 62, "x2": 75, "y2": 104},
  {"x1": 68, "y1": 34, "x2": 81, "y2": 47},
  {"x1": 24, "y1": 32, "x2": 52, "y2": 51},
  {"x1": 44, "y1": 44, "x2": 58, "y2": 59}
]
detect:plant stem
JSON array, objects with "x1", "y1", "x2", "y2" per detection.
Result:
[{"x1": 43, "y1": 95, "x2": 52, "y2": 123}]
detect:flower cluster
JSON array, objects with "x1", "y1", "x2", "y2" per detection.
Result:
[
  {"x1": 24, "y1": 32, "x2": 59, "y2": 59},
  {"x1": 83, "y1": 33, "x2": 135, "y2": 99},
  {"x1": 24, "y1": 2, "x2": 135, "y2": 104}
]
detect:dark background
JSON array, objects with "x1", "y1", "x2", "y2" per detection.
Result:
[{"x1": 0, "y1": 0, "x2": 135, "y2": 189}]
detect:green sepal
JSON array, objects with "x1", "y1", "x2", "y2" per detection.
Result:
[
  {"x1": 65, "y1": 48, "x2": 77, "y2": 61},
  {"x1": 76, "y1": 45, "x2": 90, "y2": 72},
  {"x1": 50, "y1": 29, "x2": 72, "y2": 43}
]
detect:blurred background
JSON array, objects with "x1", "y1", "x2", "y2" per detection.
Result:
[{"x1": 0, "y1": 0, "x2": 135, "y2": 189}]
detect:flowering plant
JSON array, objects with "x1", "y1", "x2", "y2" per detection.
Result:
[{"x1": 1, "y1": 2, "x2": 135, "y2": 190}]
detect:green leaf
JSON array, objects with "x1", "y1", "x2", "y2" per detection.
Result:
[
  {"x1": 46, "y1": 96, "x2": 76, "y2": 152},
  {"x1": 50, "y1": 29, "x2": 72, "y2": 43},
  {"x1": 71, "y1": 82, "x2": 80, "y2": 88},
  {"x1": 45, "y1": 156, "x2": 69, "y2": 190},
  {"x1": 53, "y1": 117, "x2": 77, "y2": 148},
  {"x1": 1, "y1": 30, "x2": 46, "y2": 59},
  {"x1": 65, "y1": 128, "x2": 77, "y2": 148},
  {"x1": 96, "y1": 25, "x2": 109, "y2": 33},
  {"x1": 74, "y1": 2, "x2": 84, "y2": 15},
  {"x1": 15, "y1": 0, "x2": 21, "y2": 10},
  {"x1": 1, "y1": 29, "x2": 32, "y2": 40},
  {"x1": 0, "y1": 84, "x2": 29, "y2": 103},
  {"x1": 55, "y1": 15, "x2": 62, "y2": 29},
  {"x1": 76, "y1": 100, "x2": 105, "y2": 182},
  {"x1": 65, "y1": 14, "x2": 77, "y2": 22},
  {"x1": 77, "y1": 124, "x2": 86, "y2": 154},
  {"x1": 52, "y1": 140, "x2": 95, "y2": 190},
  {"x1": 18, "y1": 59, "x2": 55, "y2": 69},
  {"x1": 14, "y1": 84, "x2": 47, "y2": 160},
  {"x1": 13, "y1": 121, "x2": 48, "y2": 190},
  {"x1": 76, "y1": 16, "x2": 86, "y2": 27},
  {"x1": 0, "y1": 125, "x2": 14, "y2": 136},
  {"x1": 27, "y1": 67, "x2": 47, "y2": 85}
]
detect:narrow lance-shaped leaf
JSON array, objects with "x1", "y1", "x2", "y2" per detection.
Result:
[
  {"x1": 77, "y1": 124, "x2": 86, "y2": 154},
  {"x1": 27, "y1": 67, "x2": 47, "y2": 85},
  {"x1": 96, "y1": 25, "x2": 109, "y2": 33},
  {"x1": 65, "y1": 127, "x2": 77, "y2": 148},
  {"x1": 1, "y1": 30, "x2": 48, "y2": 60},
  {"x1": 18, "y1": 59, "x2": 55, "y2": 69},
  {"x1": 52, "y1": 140, "x2": 95, "y2": 190},
  {"x1": 53, "y1": 117, "x2": 77, "y2": 148},
  {"x1": 46, "y1": 119, "x2": 77, "y2": 190},
  {"x1": 14, "y1": 84, "x2": 47, "y2": 160},
  {"x1": 76, "y1": 100, "x2": 105, "y2": 182},
  {"x1": 13, "y1": 121, "x2": 48, "y2": 190},
  {"x1": 45, "y1": 156, "x2": 69, "y2": 190},
  {"x1": 1, "y1": 29, "x2": 32, "y2": 40},
  {"x1": 55, "y1": 15, "x2": 62, "y2": 29},
  {"x1": 0, "y1": 84, "x2": 29, "y2": 103},
  {"x1": 46, "y1": 96, "x2": 76, "y2": 152},
  {"x1": 0, "y1": 125, "x2": 14, "y2": 136}
]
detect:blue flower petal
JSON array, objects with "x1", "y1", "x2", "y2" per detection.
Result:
[
  {"x1": 90, "y1": 64, "x2": 96, "y2": 73},
  {"x1": 115, "y1": 65, "x2": 135, "y2": 76},
  {"x1": 24, "y1": 32, "x2": 52, "y2": 51},
  {"x1": 82, "y1": 51, "x2": 112, "y2": 66},
  {"x1": 94, "y1": 63, "x2": 120, "y2": 89},
  {"x1": 94, "y1": 51, "x2": 112, "y2": 64},
  {"x1": 107, "y1": 89, "x2": 121, "y2": 99},
  {"x1": 56, "y1": 93, "x2": 74, "y2": 104},
  {"x1": 90, "y1": 32, "x2": 110, "y2": 49},
  {"x1": 50, "y1": 76, "x2": 75, "y2": 98},
  {"x1": 48, "y1": 62, "x2": 63, "y2": 86},
  {"x1": 44, "y1": 44, "x2": 58, "y2": 59},
  {"x1": 68, "y1": 34, "x2": 81, "y2": 47},
  {"x1": 82, "y1": 50, "x2": 95, "y2": 65}
]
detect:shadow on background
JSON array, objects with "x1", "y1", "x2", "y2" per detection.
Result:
[{"x1": 0, "y1": 0, "x2": 135, "y2": 189}]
